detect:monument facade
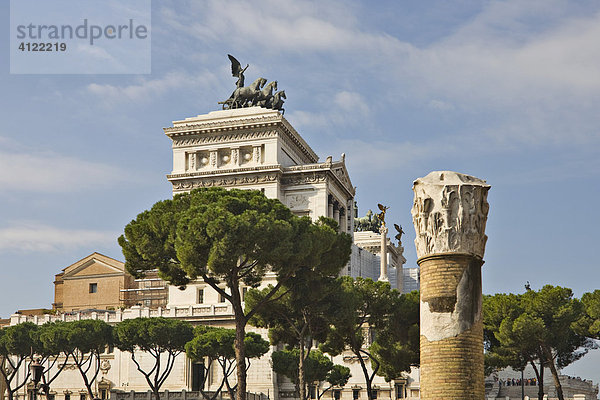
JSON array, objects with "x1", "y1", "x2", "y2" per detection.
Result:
[{"x1": 164, "y1": 107, "x2": 354, "y2": 234}]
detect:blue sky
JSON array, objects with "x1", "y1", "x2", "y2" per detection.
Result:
[{"x1": 1, "y1": 0, "x2": 600, "y2": 383}]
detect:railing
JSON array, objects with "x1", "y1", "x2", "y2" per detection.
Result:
[
  {"x1": 10, "y1": 304, "x2": 235, "y2": 326},
  {"x1": 110, "y1": 390, "x2": 269, "y2": 400}
]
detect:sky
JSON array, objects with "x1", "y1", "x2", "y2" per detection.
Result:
[{"x1": 1, "y1": 0, "x2": 600, "y2": 384}]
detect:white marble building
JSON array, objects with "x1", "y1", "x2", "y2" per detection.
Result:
[{"x1": 3, "y1": 107, "x2": 419, "y2": 400}]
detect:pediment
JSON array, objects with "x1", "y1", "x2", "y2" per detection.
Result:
[
  {"x1": 330, "y1": 162, "x2": 355, "y2": 196},
  {"x1": 62, "y1": 253, "x2": 124, "y2": 279}
]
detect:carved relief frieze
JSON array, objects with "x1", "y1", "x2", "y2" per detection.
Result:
[
  {"x1": 171, "y1": 130, "x2": 277, "y2": 148},
  {"x1": 167, "y1": 164, "x2": 281, "y2": 179},
  {"x1": 167, "y1": 120, "x2": 318, "y2": 163},
  {"x1": 286, "y1": 194, "x2": 310, "y2": 210},
  {"x1": 252, "y1": 145, "x2": 262, "y2": 164},
  {"x1": 187, "y1": 152, "x2": 196, "y2": 171},
  {"x1": 171, "y1": 173, "x2": 280, "y2": 191},
  {"x1": 411, "y1": 171, "x2": 490, "y2": 259},
  {"x1": 281, "y1": 171, "x2": 327, "y2": 186},
  {"x1": 231, "y1": 148, "x2": 239, "y2": 165}
]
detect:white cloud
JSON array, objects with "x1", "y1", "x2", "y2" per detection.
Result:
[
  {"x1": 287, "y1": 90, "x2": 371, "y2": 130},
  {"x1": 339, "y1": 138, "x2": 455, "y2": 172},
  {"x1": 0, "y1": 146, "x2": 128, "y2": 193},
  {"x1": 0, "y1": 221, "x2": 117, "y2": 253},
  {"x1": 334, "y1": 91, "x2": 369, "y2": 114},
  {"x1": 152, "y1": 0, "x2": 600, "y2": 152},
  {"x1": 159, "y1": 0, "x2": 372, "y2": 53},
  {"x1": 86, "y1": 70, "x2": 219, "y2": 104}
]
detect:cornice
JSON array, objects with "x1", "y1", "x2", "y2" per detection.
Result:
[
  {"x1": 167, "y1": 165, "x2": 282, "y2": 180},
  {"x1": 171, "y1": 129, "x2": 278, "y2": 148},
  {"x1": 63, "y1": 272, "x2": 125, "y2": 281},
  {"x1": 164, "y1": 114, "x2": 283, "y2": 135},
  {"x1": 171, "y1": 172, "x2": 280, "y2": 192},
  {"x1": 164, "y1": 112, "x2": 318, "y2": 163},
  {"x1": 282, "y1": 163, "x2": 355, "y2": 197}
]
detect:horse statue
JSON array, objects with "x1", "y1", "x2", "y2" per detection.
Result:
[
  {"x1": 218, "y1": 55, "x2": 289, "y2": 112},
  {"x1": 253, "y1": 81, "x2": 277, "y2": 107},
  {"x1": 268, "y1": 90, "x2": 286, "y2": 114},
  {"x1": 354, "y1": 209, "x2": 382, "y2": 232},
  {"x1": 219, "y1": 77, "x2": 266, "y2": 109}
]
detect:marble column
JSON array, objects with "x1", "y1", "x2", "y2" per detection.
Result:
[
  {"x1": 411, "y1": 171, "x2": 490, "y2": 400},
  {"x1": 333, "y1": 206, "x2": 340, "y2": 228},
  {"x1": 379, "y1": 225, "x2": 388, "y2": 281}
]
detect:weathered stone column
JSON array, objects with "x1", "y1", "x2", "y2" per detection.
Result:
[{"x1": 411, "y1": 171, "x2": 490, "y2": 400}]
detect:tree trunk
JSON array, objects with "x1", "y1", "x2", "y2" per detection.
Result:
[
  {"x1": 530, "y1": 361, "x2": 544, "y2": 400},
  {"x1": 233, "y1": 297, "x2": 247, "y2": 400},
  {"x1": 355, "y1": 349, "x2": 372, "y2": 400},
  {"x1": 544, "y1": 348, "x2": 564, "y2": 400},
  {"x1": 153, "y1": 388, "x2": 161, "y2": 400},
  {"x1": 298, "y1": 326, "x2": 308, "y2": 400}
]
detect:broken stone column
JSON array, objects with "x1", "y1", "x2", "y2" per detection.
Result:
[{"x1": 411, "y1": 171, "x2": 490, "y2": 400}]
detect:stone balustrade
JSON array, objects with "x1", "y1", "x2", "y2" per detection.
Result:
[{"x1": 10, "y1": 303, "x2": 235, "y2": 326}]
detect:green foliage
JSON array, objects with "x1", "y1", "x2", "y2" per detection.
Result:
[
  {"x1": 0, "y1": 322, "x2": 40, "y2": 357},
  {"x1": 114, "y1": 317, "x2": 193, "y2": 353},
  {"x1": 320, "y1": 278, "x2": 419, "y2": 399},
  {"x1": 370, "y1": 290, "x2": 420, "y2": 382},
  {"x1": 484, "y1": 285, "x2": 596, "y2": 400},
  {"x1": 185, "y1": 325, "x2": 269, "y2": 362},
  {"x1": 185, "y1": 325, "x2": 269, "y2": 400},
  {"x1": 114, "y1": 318, "x2": 193, "y2": 400},
  {"x1": 246, "y1": 216, "x2": 350, "y2": 400},
  {"x1": 326, "y1": 364, "x2": 351, "y2": 388},
  {"x1": 271, "y1": 349, "x2": 350, "y2": 388},
  {"x1": 0, "y1": 322, "x2": 41, "y2": 400},
  {"x1": 66, "y1": 319, "x2": 113, "y2": 354},
  {"x1": 119, "y1": 188, "x2": 352, "y2": 400},
  {"x1": 119, "y1": 187, "x2": 299, "y2": 287},
  {"x1": 580, "y1": 290, "x2": 600, "y2": 338},
  {"x1": 38, "y1": 322, "x2": 72, "y2": 357}
]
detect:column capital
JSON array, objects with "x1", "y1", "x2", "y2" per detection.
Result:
[{"x1": 411, "y1": 171, "x2": 490, "y2": 259}]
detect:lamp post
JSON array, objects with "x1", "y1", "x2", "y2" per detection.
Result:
[{"x1": 30, "y1": 358, "x2": 44, "y2": 400}]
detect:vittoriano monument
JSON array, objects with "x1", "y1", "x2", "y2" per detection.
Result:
[{"x1": 219, "y1": 54, "x2": 286, "y2": 114}]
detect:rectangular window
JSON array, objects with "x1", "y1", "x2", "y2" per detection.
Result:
[
  {"x1": 47, "y1": 395, "x2": 55, "y2": 400},
  {"x1": 333, "y1": 390, "x2": 341, "y2": 400},
  {"x1": 352, "y1": 389, "x2": 360, "y2": 400},
  {"x1": 219, "y1": 292, "x2": 226, "y2": 303},
  {"x1": 396, "y1": 385, "x2": 404, "y2": 399},
  {"x1": 80, "y1": 394, "x2": 86, "y2": 400},
  {"x1": 65, "y1": 394, "x2": 71, "y2": 400},
  {"x1": 372, "y1": 391, "x2": 377, "y2": 400},
  {"x1": 89, "y1": 283, "x2": 98, "y2": 293},
  {"x1": 198, "y1": 289, "x2": 204, "y2": 304}
]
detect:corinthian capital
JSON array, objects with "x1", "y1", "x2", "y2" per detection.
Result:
[{"x1": 411, "y1": 171, "x2": 490, "y2": 259}]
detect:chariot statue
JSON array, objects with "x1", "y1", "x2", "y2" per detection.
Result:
[
  {"x1": 218, "y1": 54, "x2": 286, "y2": 113},
  {"x1": 354, "y1": 209, "x2": 382, "y2": 233}
]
